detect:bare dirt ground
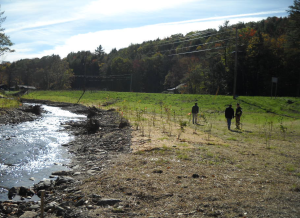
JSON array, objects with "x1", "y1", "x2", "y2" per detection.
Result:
[
  {"x1": 0, "y1": 101, "x2": 299, "y2": 218},
  {"x1": 81, "y1": 115, "x2": 300, "y2": 218}
]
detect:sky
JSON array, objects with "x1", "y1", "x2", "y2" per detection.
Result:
[{"x1": 0, "y1": 0, "x2": 294, "y2": 63}]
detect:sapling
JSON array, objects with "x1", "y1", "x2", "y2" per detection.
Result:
[
  {"x1": 206, "y1": 123, "x2": 213, "y2": 141},
  {"x1": 279, "y1": 117, "x2": 287, "y2": 140},
  {"x1": 177, "y1": 120, "x2": 187, "y2": 139},
  {"x1": 280, "y1": 124, "x2": 287, "y2": 140}
]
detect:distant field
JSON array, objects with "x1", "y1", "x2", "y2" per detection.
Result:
[{"x1": 23, "y1": 90, "x2": 300, "y2": 121}]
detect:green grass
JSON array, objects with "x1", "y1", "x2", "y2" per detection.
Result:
[
  {"x1": 25, "y1": 90, "x2": 300, "y2": 114},
  {"x1": 22, "y1": 90, "x2": 300, "y2": 132},
  {"x1": 227, "y1": 137, "x2": 238, "y2": 141},
  {"x1": 0, "y1": 97, "x2": 21, "y2": 108}
]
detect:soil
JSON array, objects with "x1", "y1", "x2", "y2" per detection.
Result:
[{"x1": 0, "y1": 100, "x2": 299, "y2": 218}]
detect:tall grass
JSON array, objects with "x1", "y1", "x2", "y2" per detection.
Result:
[{"x1": 0, "y1": 98, "x2": 21, "y2": 108}]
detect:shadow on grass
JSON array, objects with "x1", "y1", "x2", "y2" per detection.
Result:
[
  {"x1": 230, "y1": 129, "x2": 243, "y2": 133},
  {"x1": 194, "y1": 123, "x2": 205, "y2": 126}
]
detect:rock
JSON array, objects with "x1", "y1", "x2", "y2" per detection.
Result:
[
  {"x1": 192, "y1": 174, "x2": 200, "y2": 178},
  {"x1": 34, "y1": 179, "x2": 55, "y2": 191},
  {"x1": 56, "y1": 206, "x2": 66, "y2": 216},
  {"x1": 45, "y1": 201, "x2": 59, "y2": 212},
  {"x1": 55, "y1": 176, "x2": 75, "y2": 185},
  {"x1": 2, "y1": 205, "x2": 13, "y2": 214},
  {"x1": 8, "y1": 187, "x2": 18, "y2": 199},
  {"x1": 19, "y1": 211, "x2": 38, "y2": 218},
  {"x1": 119, "y1": 119, "x2": 129, "y2": 128},
  {"x1": 96, "y1": 198, "x2": 122, "y2": 206},
  {"x1": 73, "y1": 172, "x2": 81, "y2": 176},
  {"x1": 52, "y1": 170, "x2": 73, "y2": 176},
  {"x1": 87, "y1": 205, "x2": 94, "y2": 209},
  {"x1": 29, "y1": 204, "x2": 40, "y2": 210},
  {"x1": 92, "y1": 194, "x2": 102, "y2": 199},
  {"x1": 29, "y1": 177, "x2": 35, "y2": 181},
  {"x1": 19, "y1": 186, "x2": 34, "y2": 197},
  {"x1": 91, "y1": 167, "x2": 101, "y2": 171},
  {"x1": 72, "y1": 165, "x2": 80, "y2": 170},
  {"x1": 87, "y1": 170, "x2": 96, "y2": 175},
  {"x1": 75, "y1": 198, "x2": 86, "y2": 207},
  {"x1": 23, "y1": 105, "x2": 41, "y2": 115},
  {"x1": 153, "y1": 170, "x2": 163, "y2": 174}
]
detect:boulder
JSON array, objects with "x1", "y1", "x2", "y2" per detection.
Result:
[
  {"x1": 19, "y1": 211, "x2": 38, "y2": 218},
  {"x1": 55, "y1": 176, "x2": 75, "y2": 185},
  {"x1": 8, "y1": 187, "x2": 18, "y2": 199}
]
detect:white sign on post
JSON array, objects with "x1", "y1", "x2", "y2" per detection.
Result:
[{"x1": 272, "y1": 77, "x2": 278, "y2": 83}]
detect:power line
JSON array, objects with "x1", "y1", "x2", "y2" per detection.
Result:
[
  {"x1": 74, "y1": 74, "x2": 131, "y2": 79},
  {"x1": 157, "y1": 29, "x2": 231, "y2": 47},
  {"x1": 151, "y1": 38, "x2": 234, "y2": 55},
  {"x1": 156, "y1": 29, "x2": 233, "y2": 47},
  {"x1": 168, "y1": 46, "x2": 226, "y2": 56}
]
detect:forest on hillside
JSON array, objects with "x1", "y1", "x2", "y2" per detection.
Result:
[{"x1": 1, "y1": 1, "x2": 300, "y2": 96}]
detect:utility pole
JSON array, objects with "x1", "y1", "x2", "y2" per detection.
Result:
[
  {"x1": 233, "y1": 26, "x2": 238, "y2": 99},
  {"x1": 84, "y1": 51, "x2": 87, "y2": 91},
  {"x1": 130, "y1": 74, "x2": 133, "y2": 92}
]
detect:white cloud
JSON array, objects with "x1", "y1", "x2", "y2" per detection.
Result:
[
  {"x1": 82, "y1": 0, "x2": 200, "y2": 16},
  {"x1": 3, "y1": 15, "x2": 267, "y2": 62},
  {"x1": 1, "y1": 0, "x2": 290, "y2": 63}
]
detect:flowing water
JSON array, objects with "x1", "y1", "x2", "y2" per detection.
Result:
[{"x1": 0, "y1": 104, "x2": 86, "y2": 201}]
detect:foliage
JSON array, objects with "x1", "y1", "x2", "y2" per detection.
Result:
[
  {"x1": 0, "y1": 7, "x2": 14, "y2": 57},
  {"x1": 2, "y1": 55, "x2": 74, "y2": 90}
]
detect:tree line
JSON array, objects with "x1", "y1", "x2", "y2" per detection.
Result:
[{"x1": 1, "y1": 1, "x2": 300, "y2": 96}]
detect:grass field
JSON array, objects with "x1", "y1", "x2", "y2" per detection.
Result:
[{"x1": 11, "y1": 91, "x2": 300, "y2": 216}]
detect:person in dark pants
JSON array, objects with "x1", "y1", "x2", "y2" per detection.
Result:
[
  {"x1": 191, "y1": 103, "x2": 199, "y2": 124},
  {"x1": 225, "y1": 104, "x2": 234, "y2": 130},
  {"x1": 235, "y1": 103, "x2": 243, "y2": 129}
]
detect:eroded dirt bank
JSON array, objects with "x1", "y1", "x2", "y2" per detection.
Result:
[{"x1": 0, "y1": 100, "x2": 131, "y2": 218}]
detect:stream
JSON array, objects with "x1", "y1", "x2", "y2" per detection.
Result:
[{"x1": 0, "y1": 104, "x2": 86, "y2": 201}]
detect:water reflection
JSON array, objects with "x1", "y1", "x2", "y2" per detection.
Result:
[{"x1": 0, "y1": 104, "x2": 86, "y2": 201}]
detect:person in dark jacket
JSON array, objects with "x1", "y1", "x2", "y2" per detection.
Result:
[
  {"x1": 191, "y1": 103, "x2": 199, "y2": 124},
  {"x1": 225, "y1": 104, "x2": 234, "y2": 130},
  {"x1": 235, "y1": 103, "x2": 242, "y2": 129}
]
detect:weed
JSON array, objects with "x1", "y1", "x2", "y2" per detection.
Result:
[
  {"x1": 227, "y1": 137, "x2": 237, "y2": 141},
  {"x1": 206, "y1": 152, "x2": 214, "y2": 158},
  {"x1": 178, "y1": 143, "x2": 189, "y2": 147},
  {"x1": 286, "y1": 164, "x2": 296, "y2": 172},
  {"x1": 177, "y1": 153, "x2": 190, "y2": 160}
]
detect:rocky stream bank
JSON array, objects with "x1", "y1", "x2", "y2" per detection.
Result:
[{"x1": 0, "y1": 100, "x2": 131, "y2": 218}]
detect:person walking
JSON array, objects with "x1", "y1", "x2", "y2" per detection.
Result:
[
  {"x1": 225, "y1": 104, "x2": 234, "y2": 130},
  {"x1": 235, "y1": 103, "x2": 243, "y2": 129},
  {"x1": 191, "y1": 103, "x2": 199, "y2": 124}
]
